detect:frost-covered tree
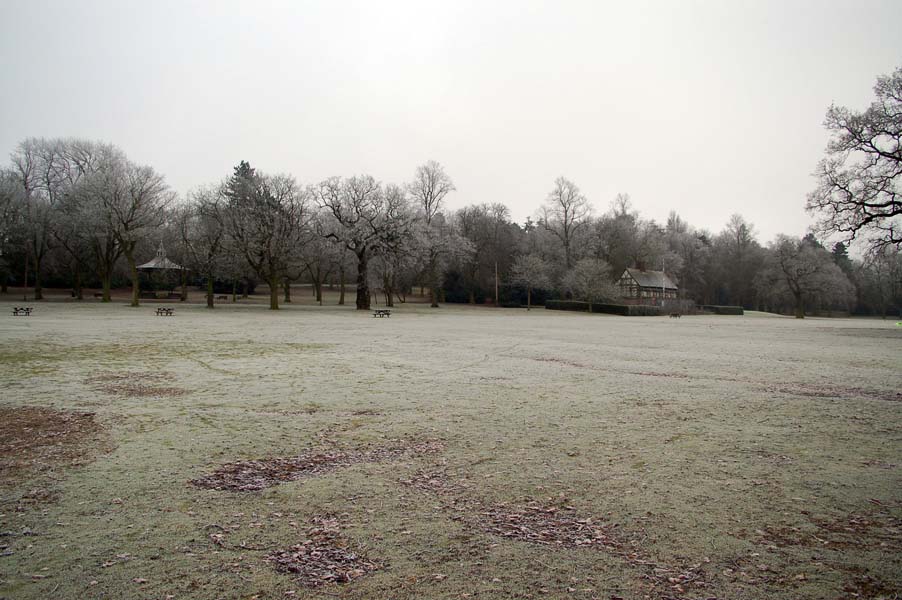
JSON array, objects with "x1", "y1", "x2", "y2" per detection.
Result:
[
  {"x1": 316, "y1": 176, "x2": 414, "y2": 310},
  {"x1": 408, "y1": 161, "x2": 456, "y2": 307},
  {"x1": 541, "y1": 177, "x2": 591, "y2": 270},
  {"x1": 756, "y1": 235, "x2": 855, "y2": 318},
  {"x1": 509, "y1": 253, "x2": 551, "y2": 310},
  {"x1": 222, "y1": 162, "x2": 310, "y2": 310},
  {"x1": 180, "y1": 186, "x2": 227, "y2": 308},
  {"x1": 562, "y1": 258, "x2": 619, "y2": 312}
]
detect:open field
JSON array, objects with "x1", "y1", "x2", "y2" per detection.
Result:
[{"x1": 1, "y1": 296, "x2": 900, "y2": 599}]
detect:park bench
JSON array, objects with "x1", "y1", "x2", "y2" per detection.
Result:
[
  {"x1": 12, "y1": 306, "x2": 33, "y2": 316},
  {"x1": 372, "y1": 309, "x2": 391, "y2": 318},
  {"x1": 669, "y1": 313, "x2": 681, "y2": 319},
  {"x1": 216, "y1": 295, "x2": 228, "y2": 300},
  {"x1": 155, "y1": 308, "x2": 175, "y2": 316}
]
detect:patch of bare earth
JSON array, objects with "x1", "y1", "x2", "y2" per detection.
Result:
[
  {"x1": 190, "y1": 439, "x2": 443, "y2": 492},
  {"x1": 401, "y1": 469, "x2": 711, "y2": 599},
  {"x1": 767, "y1": 383, "x2": 901, "y2": 403},
  {"x1": 741, "y1": 511, "x2": 902, "y2": 551},
  {"x1": 0, "y1": 406, "x2": 109, "y2": 511},
  {"x1": 0, "y1": 406, "x2": 106, "y2": 483},
  {"x1": 267, "y1": 515, "x2": 382, "y2": 587},
  {"x1": 84, "y1": 370, "x2": 186, "y2": 398}
]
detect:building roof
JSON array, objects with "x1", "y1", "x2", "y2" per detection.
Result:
[{"x1": 623, "y1": 268, "x2": 677, "y2": 290}]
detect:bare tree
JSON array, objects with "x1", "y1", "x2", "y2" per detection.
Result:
[
  {"x1": 757, "y1": 235, "x2": 855, "y2": 318},
  {"x1": 222, "y1": 162, "x2": 310, "y2": 310},
  {"x1": 509, "y1": 254, "x2": 551, "y2": 310},
  {"x1": 0, "y1": 170, "x2": 24, "y2": 293},
  {"x1": 807, "y1": 66, "x2": 901, "y2": 251},
  {"x1": 542, "y1": 177, "x2": 592, "y2": 270},
  {"x1": 83, "y1": 159, "x2": 175, "y2": 306},
  {"x1": 180, "y1": 186, "x2": 227, "y2": 308},
  {"x1": 316, "y1": 176, "x2": 414, "y2": 310},
  {"x1": 408, "y1": 160, "x2": 456, "y2": 307}
]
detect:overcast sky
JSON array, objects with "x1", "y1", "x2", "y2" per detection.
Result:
[{"x1": 2, "y1": 0, "x2": 900, "y2": 243}]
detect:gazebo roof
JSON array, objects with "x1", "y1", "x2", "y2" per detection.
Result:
[{"x1": 137, "y1": 242, "x2": 184, "y2": 271}]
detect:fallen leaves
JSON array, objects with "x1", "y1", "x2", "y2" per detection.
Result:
[
  {"x1": 190, "y1": 439, "x2": 443, "y2": 492},
  {"x1": 267, "y1": 516, "x2": 381, "y2": 587},
  {"x1": 400, "y1": 468, "x2": 711, "y2": 597},
  {"x1": 0, "y1": 406, "x2": 108, "y2": 491},
  {"x1": 84, "y1": 371, "x2": 186, "y2": 398}
]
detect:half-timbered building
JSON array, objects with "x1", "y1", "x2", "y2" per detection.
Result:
[{"x1": 617, "y1": 268, "x2": 678, "y2": 305}]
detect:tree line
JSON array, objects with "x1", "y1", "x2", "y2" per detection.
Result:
[{"x1": 0, "y1": 68, "x2": 899, "y2": 318}]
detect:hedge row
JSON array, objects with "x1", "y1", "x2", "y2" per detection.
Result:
[
  {"x1": 700, "y1": 305, "x2": 744, "y2": 315},
  {"x1": 544, "y1": 300, "x2": 662, "y2": 316}
]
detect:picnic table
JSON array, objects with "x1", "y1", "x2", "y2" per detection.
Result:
[
  {"x1": 12, "y1": 306, "x2": 33, "y2": 316},
  {"x1": 372, "y1": 309, "x2": 392, "y2": 318},
  {"x1": 155, "y1": 307, "x2": 175, "y2": 316}
]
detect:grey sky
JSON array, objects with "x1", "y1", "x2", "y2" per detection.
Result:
[{"x1": 2, "y1": 0, "x2": 900, "y2": 243}]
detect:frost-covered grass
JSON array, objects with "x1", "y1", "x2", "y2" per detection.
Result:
[{"x1": 1, "y1": 295, "x2": 900, "y2": 599}]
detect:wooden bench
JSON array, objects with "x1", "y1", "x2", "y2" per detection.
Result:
[
  {"x1": 155, "y1": 308, "x2": 175, "y2": 316},
  {"x1": 372, "y1": 309, "x2": 391, "y2": 318},
  {"x1": 669, "y1": 313, "x2": 681, "y2": 319},
  {"x1": 12, "y1": 307, "x2": 33, "y2": 316},
  {"x1": 216, "y1": 295, "x2": 228, "y2": 300}
]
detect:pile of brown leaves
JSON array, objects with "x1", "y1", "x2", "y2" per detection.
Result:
[
  {"x1": 741, "y1": 511, "x2": 901, "y2": 551},
  {"x1": 477, "y1": 501, "x2": 623, "y2": 550},
  {"x1": 401, "y1": 468, "x2": 712, "y2": 599},
  {"x1": 85, "y1": 371, "x2": 186, "y2": 398},
  {"x1": 267, "y1": 516, "x2": 381, "y2": 587},
  {"x1": 191, "y1": 439, "x2": 443, "y2": 491},
  {"x1": 0, "y1": 406, "x2": 106, "y2": 482}
]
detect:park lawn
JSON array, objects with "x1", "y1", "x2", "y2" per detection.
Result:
[{"x1": 0, "y1": 297, "x2": 900, "y2": 599}]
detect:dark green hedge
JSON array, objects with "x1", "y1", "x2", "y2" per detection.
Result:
[
  {"x1": 700, "y1": 305, "x2": 744, "y2": 315},
  {"x1": 545, "y1": 300, "x2": 662, "y2": 316}
]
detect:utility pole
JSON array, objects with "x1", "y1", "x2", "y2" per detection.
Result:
[
  {"x1": 661, "y1": 257, "x2": 665, "y2": 308},
  {"x1": 494, "y1": 261, "x2": 499, "y2": 307}
]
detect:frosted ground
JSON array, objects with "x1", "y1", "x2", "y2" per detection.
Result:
[{"x1": 1, "y1": 298, "x2": 900, "y2": 599}]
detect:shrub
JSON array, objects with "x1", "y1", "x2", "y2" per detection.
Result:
[
  {"x1": 700, "y1": 305, "x2": 744, "y2": 315},
  {"x1": 544, "y1": 300, "x2": 662, "y2": 316}
]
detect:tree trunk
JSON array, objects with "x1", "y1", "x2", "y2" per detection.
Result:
[
  {"x1": 180, "y1": 269, "x2": 188, "y2": 301},
  {"x1": 242, "y1": 279, "x2": 248, "y2": 298},
  {"x1": 32, "y1": 251, "x2": 43, "y2": 300},
  {"x1": 338, "y1": 266, "x2": 345, "y2": 305},
  {"x1": 232, "y1": 279, "x2": 238, "y2": 303},
  {"x1": 429, "y1": 259, "x2": 439, "y2": 308},
  {"x1": 355, "y1": 250, "x2": 369, "y2": 310},
  {"x1": 269, "y1": 279, "x2": 279, "y2": 310},
  {"x1": 0, "y1": 275, "x2": 6, "y2": 294},
  {"x1": 74, "y1": 268, "x2": 83, "y2": 300},
  {"x1": 468, "y1": 290, "x2": 475, "y2": 304},
  {"x1": 794, "y1": 292, "x2": 804, "y2": 319},
  {"x1": 125, "y1": 249, "x2": 140, "y2": 307},
  {"x1": 494, "y1": 261, "x2": 499, "y2": 307},
  {"x1": 207, "y1": 276, "x2": 214, "y2": 308},
  {"x1": 23, "y1": 249, "x2": 29, "y2": 301},
  {"x1": 315, "y1": 279, "x2": 323, "y2": 304},
  {"x1": 284, "y1": 278, "x2": 292, "y2": 303},
  {"x1": 527, "y1": 286, "x2": 531, "y2": 311},
  {"x1": 101, "y1": 275, "x2": 112, "y2": 302}
]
